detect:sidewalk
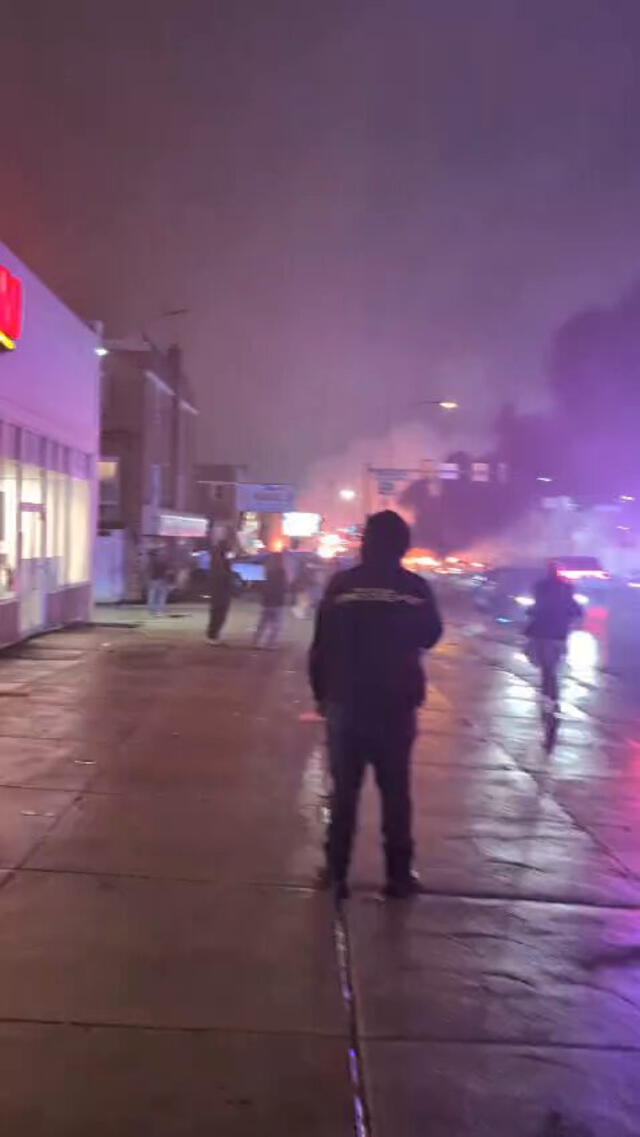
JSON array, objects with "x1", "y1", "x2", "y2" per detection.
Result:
[
  {"x1": 0, "y1": 609, "x2": 637, "y2": 1133},
  {"x1": 92, "y1": 600, "x2": 203, "y2": 627},
  {"x1": 0, "y1": 612, "x2": 352, "y2": 1136},
  {"x1": 91, "y1": 599, "x2": 314, "y2": 645}
]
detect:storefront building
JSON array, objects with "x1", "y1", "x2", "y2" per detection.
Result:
[
  {"x1": 0, "y1": 243, "x2": 99, "y2": 644},
  {"x1": 96, "y1": 339, "x2": 206, "y2": 601}
]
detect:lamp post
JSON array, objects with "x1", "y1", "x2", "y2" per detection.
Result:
[
  {"x1": 338, "y1": 487, "x2": 358, "y2": 528},
  {"x1": 414, "y1": 399, "x2": 459, "y2": 411}
]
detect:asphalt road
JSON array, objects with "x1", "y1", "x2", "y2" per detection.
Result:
[{"x1": 0, "y1": 599, "x2": 637, "y2": 1135}]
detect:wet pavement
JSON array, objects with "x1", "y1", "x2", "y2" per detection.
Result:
[{"x1": 0, "y1": 603, "x2": 638, "y2": 1134}]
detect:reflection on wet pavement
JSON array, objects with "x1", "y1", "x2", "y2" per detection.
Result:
[{"x1": 346, "y1": 614, "x2": 640, "y2": 1134}]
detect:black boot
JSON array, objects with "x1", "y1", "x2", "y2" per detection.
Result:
[
  {"x1": 315, "y1": 865, "x2": 350, "y2": 902},
  {"x1": 384, "y1": 843, "x2": 418, "y2": 898},
  {"x1": 384, "y1": 869, "x2": 422, "y2": 899}
]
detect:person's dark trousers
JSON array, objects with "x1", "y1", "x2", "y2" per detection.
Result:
[
  {"x1": 207, "y1": 594, "x2": 231, "y2": 640},
  {"x1": 325, "y1": 704, "x2": 416, "y2": 886}
]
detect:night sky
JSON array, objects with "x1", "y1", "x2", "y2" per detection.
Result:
[{"x1": 3, "y1": 1, "x2": 640, "y2": 482}]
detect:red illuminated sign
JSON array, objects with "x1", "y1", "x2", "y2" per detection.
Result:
[{"x1": 0, "y1": 267, "x2": 23, "y2": 351}]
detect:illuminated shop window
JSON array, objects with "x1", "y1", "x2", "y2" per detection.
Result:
[
  {"x1": 68, "y1": 477, "x2": 90, "y2": 584},
  {"x1": 0, "y1": 459, "x2": 18, "y2": 596},
  {"x1": 46, "y1": 469, "x2": 68, "y2": 588},
  {"x1": 20, "y1": 461, "x2": 44, "y2": 563},
  {"x1": 98, "y1": 457, "x2": 120, "y2": 518}
]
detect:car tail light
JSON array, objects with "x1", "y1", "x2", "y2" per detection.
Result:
[{"x1": 558, "y1": 568, "x2": 609, "y2": 581}]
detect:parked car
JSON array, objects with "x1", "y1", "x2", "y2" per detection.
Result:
[
  {"x1": 187, "y1": 549, "x2": 266, "y2": 599},
  {"x1": 553, "y1": 556, "x2": 609, "y2": 587},
  {"x1": 231, "y1": 555, "x2": 266, "y2": 593}
]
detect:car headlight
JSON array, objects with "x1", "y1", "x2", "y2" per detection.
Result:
[{"x1": 515, "y1": 595, "x2": 535, "y2": 607}]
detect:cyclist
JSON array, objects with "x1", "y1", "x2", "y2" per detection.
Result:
[{"x1": 526, "y1": 561, "x2": 581, "y2": 712}]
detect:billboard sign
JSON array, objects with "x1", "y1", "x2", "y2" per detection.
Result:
[
  {"x1": 372, "y1": 468, "x2": 414, "y2": 480},
  {"x1": 157, "y1": 511, "x2": 208, "y2": 538},
  {"x1": 370, "y1": 468, "x2": 416, "y2": 496},
  {"x1": 377, "y1": 479, "x2": 397, "y2": 496},
  {"x1": 236, "y1": 483, "x2": 296, "y2": 514},
  {"x1": 368, "y1": 466, "x2": 423, "y2": 512},
  {"x1": 439, "y1": 462, "x2": 459, "y2": 481},
  {"x1": 471, "y1": 462, "x2": 490, "y2": 482}
]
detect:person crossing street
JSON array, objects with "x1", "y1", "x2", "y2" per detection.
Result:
[
  {"x1": 253, "y1": 552, "x2": 287, "y2": 648},
  {"x1": 146, "y1": 547, "x2": 171, "y2": 616}
]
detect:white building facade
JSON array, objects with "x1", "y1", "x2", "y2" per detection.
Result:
[{"x1": 0, "y1": 242, "x2": 99, "y2": 645}]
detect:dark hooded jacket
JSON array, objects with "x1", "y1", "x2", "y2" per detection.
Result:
[
  {"x1": 527, "y1": 575, "x2": 581, "y2": 641},
  {"x1": 309, "y1": 527, "x2": 443, "y2": 714},
  {"x1": 209, "y1": 544, "x2": 233, "y2": 600}
]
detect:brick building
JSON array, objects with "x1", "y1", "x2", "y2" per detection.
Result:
[{"x1": 96, "y1": 338, "x2": 207, "y2": 601}]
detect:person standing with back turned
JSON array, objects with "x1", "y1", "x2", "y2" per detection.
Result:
[{"x1": 309, "y1": 510, "x2": 443, "y2": 900}]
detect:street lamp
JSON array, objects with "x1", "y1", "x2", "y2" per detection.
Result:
[
  {"x1": 339, "y1": 488, "x2": 356, "y2": 502},
  {"x1": 414, "y1": 399, "x2": 459, "y2": 411}
]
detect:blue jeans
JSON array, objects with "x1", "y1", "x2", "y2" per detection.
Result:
[
  {"x1": 147, "y1": 579, "x2": 168, "y2": 615},
  {"x1": 254, "y1": 605, "x2": 283, "y2": 647}
]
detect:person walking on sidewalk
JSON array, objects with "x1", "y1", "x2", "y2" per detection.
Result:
[
  {"x1": 253, "y1": 552, "x2": 287, "y2": 648},
  {"x1": 207, "y1": 541, "x2": 234, "y2": 643},
  {"x1": 146, "y1": 546, "x2": 171, "y2": 616},
  {"x1": 309, "y1": 509, "x2": 443, "y2": 900}
]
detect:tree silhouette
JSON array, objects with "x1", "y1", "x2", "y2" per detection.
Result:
[{"x1": 549, "y1": 282, "x2": 640, "y2": 497}]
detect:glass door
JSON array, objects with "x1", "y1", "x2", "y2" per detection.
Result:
[{"x1": 19, "y1": 462, "x2": 46, "y2": 636}]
